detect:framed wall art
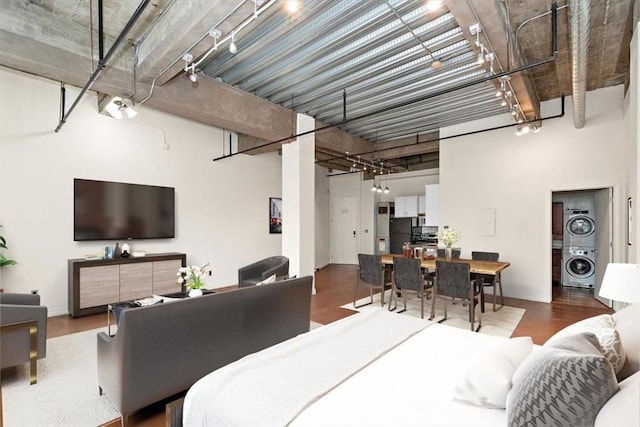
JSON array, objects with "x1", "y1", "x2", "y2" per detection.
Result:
[{"x1": 269, "y1": 197, "x2": 282, "y2": 234}]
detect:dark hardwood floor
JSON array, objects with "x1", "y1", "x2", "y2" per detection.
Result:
[{"x1": 40, "y1": 263, "x2": 611, "y2": 427}]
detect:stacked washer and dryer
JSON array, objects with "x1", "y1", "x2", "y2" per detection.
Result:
[{"x1": 562, "y1": 204, "x2": 596, "y2": 289}]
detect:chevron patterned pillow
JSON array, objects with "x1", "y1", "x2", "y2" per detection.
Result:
[{"x1": 507, "y1": 332, "x2": 619, "y2": 427}]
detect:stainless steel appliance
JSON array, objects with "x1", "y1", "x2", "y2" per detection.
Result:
[
  {"x1": 562, "y1": 246, "x2": 596, "y2": 288},
  {"x1": 376, "y1": 202, "x2": 393, "y2": 254},
  {"x1": 390, "y1": 217, "x2": 412, "y2": 254}
]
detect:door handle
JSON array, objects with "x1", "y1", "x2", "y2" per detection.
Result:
[{"x1": 353, "y1": 230, "x2": 356, "y2": 237}]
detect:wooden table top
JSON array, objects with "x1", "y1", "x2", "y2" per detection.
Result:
[{"x1": 381, "y1": 254, "x2": 510, "y2": 275}]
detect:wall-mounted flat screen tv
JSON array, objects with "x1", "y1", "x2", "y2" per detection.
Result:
[{"x1": 74, "y1": 179, "x2": 175, "y2": 241}]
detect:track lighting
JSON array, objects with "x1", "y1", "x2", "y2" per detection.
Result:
[
  {"x1": 229, "y1": 33, "x2": 238, "y2": 54},
  {"x1": 426, "y1": 0, "x2": 443, "y2": 11},
  {"x1": 476, "y1": 50, "x2": 485, "y2": 65},
  {"x1": 99, "y1": 95, "x2": 137, "y2": 120},
  {"x1": 285, "y1": 0, "x2": 299, "y2": 13},
  {"x1": 189, "y1": 70, "x2": 198, "y2": 82},
  {"x1": 377, "y1": 185, "x2": 383, "y2": 193},
  {"x1": 371, "y1": 182, "x2": 378, "y2": 192}
]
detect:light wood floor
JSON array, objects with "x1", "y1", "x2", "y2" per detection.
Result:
[{"x1": 39, "y1": 264, "x2": 611, "y2": 427}]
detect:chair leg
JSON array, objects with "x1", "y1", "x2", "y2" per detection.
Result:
[
  {"x1": 480, "y1": 286, "x2": 486, "y2": 313},
  {"x1": 493, "y1": 274, "x2": 504, "y2": 311},
  {"x1": 420, "y1": 290, "x2": 424, "y2": 319},
  {"x1": 388, "y1": 282, "x2": 397, "y2": 311}
]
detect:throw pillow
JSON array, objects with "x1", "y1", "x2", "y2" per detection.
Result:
[
  {"x1": 256, "y1": 274, "x2": 276, "y2": 286},
  {"x1": 451, "y1": 336, "x2": 533, "y2": 408},
  {"x1": 546, "y1": 314, "x2": 626, "y2": 374},
  {"x1": 507, "y1": 332, "x2": 619, "y2": 427}
]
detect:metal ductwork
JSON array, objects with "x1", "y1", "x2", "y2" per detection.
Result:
[{"x1": 568, "y1": 0, "x2": 590, "y2": 129}]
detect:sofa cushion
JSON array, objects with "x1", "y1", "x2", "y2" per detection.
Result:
[
  {"x1": 546, "y1": 314, "x2": 626, "y2": 374},
  {"x1": 507, "y1": 332, "x2": 619, "y2": 427},
  {"x1": 452, "y1": 336, "x2": 533, "y2": 408}
]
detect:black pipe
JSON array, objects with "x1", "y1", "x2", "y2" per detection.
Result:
[
  {"x1": 321, "y1": 95, "x2": 566, "y2": 175},
  {"x1": 55, "y1": 0, "x2": 150, "y2": 133},
  {"x1": 213, "y1": 3, "x2": 560, "y2": 162},
  {"x1": 59, "y1": 83, "x2": 66, "y2": 122},
  {"x1": 343, "y1": 89, "x2": 347, "y2": 123},
  {"x1": 98, "y1": 0, "x2": 104, "y2": 61}
]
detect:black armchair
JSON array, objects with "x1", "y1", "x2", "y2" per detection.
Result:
[
  {"x1": 238, "y1": 256, "x2": 289, "y2": 287},
  {"x1": 0, "y1": 293, "x2": 47, "y2": 384},
  {"x1": 354, "y1": 254, "x2": 388, "y2": 308}
]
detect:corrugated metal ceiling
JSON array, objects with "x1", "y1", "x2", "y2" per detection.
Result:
[{"x1": 200, "y1": 0, "x2": 518, "y2": 143}]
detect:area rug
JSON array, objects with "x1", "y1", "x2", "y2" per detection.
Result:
[
  {"x1": 2, "y1": 321, "x2": 325, "y2": 427},
  {"x1": 1, "y1": 327, "x2": 120, "y2": 427},
  {"x1": 344, "y1": 289, "x2": 525, "y2": 337}
]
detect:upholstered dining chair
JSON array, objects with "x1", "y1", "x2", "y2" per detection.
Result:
[
  {"x1": 471, "y1": 251, "x2": 503, "y2": 312},
  {"x1": 389, "y1": 257, "x2": 431, "y2": 319},
  {"x1": 437, "y1": 248, "x2": 461, "y2": 258},
  {"x1": 432, "y1": 261, "x2": 482, "y2": 331},
  {"x1": 354, "y1": 254, "x2": 387, "y2": 308}
]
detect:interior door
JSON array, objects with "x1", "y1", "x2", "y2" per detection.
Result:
[
  {"x1": 331, "y1": 197, "x2": 358, "y2": 264},
  {"x1": 594, "y1": 188, "x2": 613, "y2": 306}
]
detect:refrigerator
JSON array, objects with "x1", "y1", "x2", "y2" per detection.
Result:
[{"x1": 389, "y1": 217, "x2": 412, "y2": 254}]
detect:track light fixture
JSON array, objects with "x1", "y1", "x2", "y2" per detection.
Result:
[
  {"x1": 285, "y1": 0, "x2": 300, "y2": 13},
  {"x1": 229, "y1": 33, "x2": 238, "y2": 54},
  {"x1": 189, "y1": 70, "x2": 198, "y2": 82},
  {"x1": 99, "y1": 94, "x2": 137, "y2": 120},
  {"x1": 345, "y1": 155, "x2": 393, "y2": 194},
  {"x1": 426, "y1": 0, "x2": 443, "y2": 11}
]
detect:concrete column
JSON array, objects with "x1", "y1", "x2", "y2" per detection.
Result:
[{"x1": 282, "y1": 113, "x2": 316, "y2": 293}]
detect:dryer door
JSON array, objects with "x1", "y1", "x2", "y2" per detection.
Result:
[{"x1": 566, "y1": 215, "x2": 595, "y2": 238}]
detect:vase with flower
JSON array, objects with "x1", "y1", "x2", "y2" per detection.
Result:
[
  {"x1": 177, "y1": 262, "x2": 209, "y2": 297},
  {"x1": 437, "y1": 228, "x2": 461, "y2": 259}
]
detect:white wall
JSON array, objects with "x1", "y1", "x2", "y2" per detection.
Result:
[
  {"x1": 439, "y1": 86, "x2": 628, "y2": 302},
  {"x1": 328, "y1": 170, "x2": 439, "y2": 259},
  {"x1": 315, "y1": 165, "x2": 330, "y2": 269},
  {"x1": 0, "y1": 68, "x2": 284, "y2": 315}
]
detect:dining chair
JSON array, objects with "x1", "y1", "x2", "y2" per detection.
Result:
[
  {"x1": 389, "y1": 257, "x2": 431, "y2": 319},
  {"x1": 437, "y1": 248, "x2": 461, "y2": 258},
  {"x1": 471, "y1": 251, "x2": 503, "y2": 312},
  {"x1": 431, "y1": 261, "x2": 482, "y2": 331},
  {"x1": 354, "y1": 254, "x2": 387, "y2": 308}
]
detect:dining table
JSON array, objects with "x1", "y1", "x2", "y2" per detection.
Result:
[{"x1": 380, "y1": 253, "x2": 511, "y2": 311}]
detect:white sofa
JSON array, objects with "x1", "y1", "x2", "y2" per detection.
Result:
[{"x1": 181, "y1": 304, "x2": 639, "y2": 427}]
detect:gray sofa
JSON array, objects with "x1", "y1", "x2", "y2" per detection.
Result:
[
  {"x1": 238, "y1": 255, "x2": 290, "y2": 287},
  {"x1": 96, "y1": 275, "x2": 312, "y2": 426},
  {"x1": 0, "y1": 293, "x2": 47, "y2": 381}
]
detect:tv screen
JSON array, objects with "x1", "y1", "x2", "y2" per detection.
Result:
[{"x1": 74, "y1": 179, "x2": 175, "y2": 241}]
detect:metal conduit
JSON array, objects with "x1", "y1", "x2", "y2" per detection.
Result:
[
  {"x1": 54, "y1": 0, "x2": 150, "y2": 132},
  {"x1": 568, "y1": 0, "x2": 590, "y2": 129}
]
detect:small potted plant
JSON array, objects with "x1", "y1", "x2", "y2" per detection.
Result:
[
  {"x1": 177, "y1": 263, "x2": 209, "y2": 297},
  {"x1": 437, "y1": 228, "x2": 461, "y2": 258},
  {"x1": 0, "y1": 225, "x2": 17, "y2": 267}
]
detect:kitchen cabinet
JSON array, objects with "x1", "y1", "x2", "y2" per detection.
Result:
[
  {"x1": 424, "y1": 184, "x2": 440, "y2": 226},
  {"x1": 552, "y1": 249, "x2": 562, "y2": 285},
  {"x1": 552, "y1": 202, "x2": 564, "y2": 240},
  {"x1": 394, "y1": 196, "x2": 418, "y2": 217},
  {"x1": 418, "y1": 195, "x2": 426, "y2": 215}
]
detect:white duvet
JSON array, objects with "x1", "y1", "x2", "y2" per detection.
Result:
[
  {"x1": 183, "y1": 308, "x2": 430, "y2": 427},
  {"x1": 291, "y1": 324, "x2": 508, "y2": 426}
]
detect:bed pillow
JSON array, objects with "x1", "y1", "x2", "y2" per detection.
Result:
[
  {"x1": 545, "y1": 314, "x2": 626, "y2": 374},
  {"x1": 612, "y1": 304, "x2": 640, "y2": 380},
  {"x1": 256, "y1": 274, "x2": 276, "y2": 286},
  {"x1": 507, "y1": 332, "x2": 619, "y2": 427},
  {"x1": 595, "y1": 371, "x2": 640, "y2": 427},
  {"x1": 451, "y1": 336, "x2": 533, "y2": 409}
]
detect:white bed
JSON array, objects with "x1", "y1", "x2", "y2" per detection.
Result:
[{"x1": 183, "y1": 304, "x2": 640, "y2": 427}]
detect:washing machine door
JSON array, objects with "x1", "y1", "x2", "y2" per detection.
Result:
[
  {"x1": 566, "y1": 215, "x2": 595, "y2": 238},
  {"x1": 566, "y1": 256, "x2": 595, "y2": 278}
]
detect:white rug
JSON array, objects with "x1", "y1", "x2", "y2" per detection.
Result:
[
  {"x1": 1, "y1": 327, "x2": 120, "y2": 427},
  {"x1": 345, "y1": 289, "x2": 525, "y2": 337},
  {"x1": 1, "y1": 321, "x2": 324, "y2": 427}
]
